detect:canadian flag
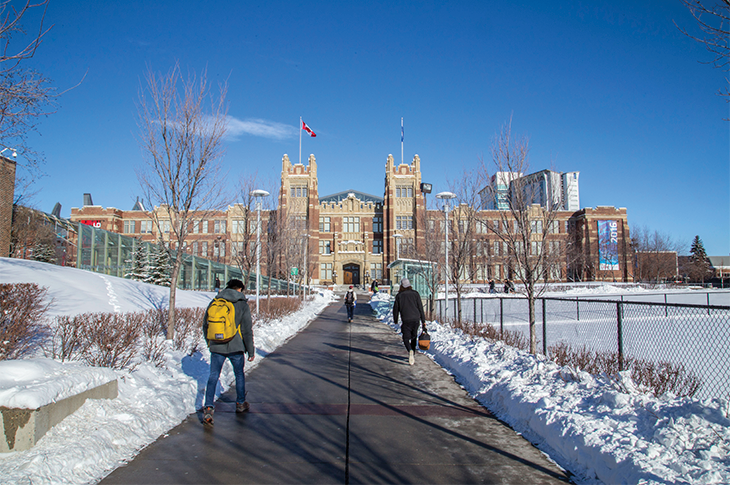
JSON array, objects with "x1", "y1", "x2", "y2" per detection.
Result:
[{"x1": 301, "y1": 120, "x2": 316, "y2": 137}]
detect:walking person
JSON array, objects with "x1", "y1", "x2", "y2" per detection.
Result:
[
  {"x1": 202, "y1": 278, "x2": 255, "y2": 425},
  {"x1": 344, "y1": 285, "x2": 357, "y2": 322},
  {"x1": 489, "y1": 279, "x2": 495, "y2": 293},
  {"x1": 370, "y1": 279, "x2": 379, "y2": 294},
  {"x1": 392, "y1": 277, "x2": 426, "y2": 366}
]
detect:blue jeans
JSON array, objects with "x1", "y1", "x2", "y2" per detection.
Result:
[
  {"x1": 205, "y1": 351, "x2": 246, "y2": 407},
  {"x1": 346, "y1": 304, "x2": 354, "y2": 320}
]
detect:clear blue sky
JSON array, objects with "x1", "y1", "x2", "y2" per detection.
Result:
[{"x1": 16, "y1": 0, "x2": 729, "y2": 255}]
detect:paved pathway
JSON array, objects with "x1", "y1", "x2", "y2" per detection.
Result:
[{"x1": 102, "y1": 293, "x2": 570, "y2": 484}]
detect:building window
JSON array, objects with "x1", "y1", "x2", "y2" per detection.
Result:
[
  {"x1": 320, "y1": 263, "x2": 332, "y2": 280},
  {"x1": 214, "y1": 220, "x2": 226, "y2": 234},
  {"x1": 202, "y1": 220, "x2": 209, "y2": 233},
  {"x1": 161, "y1": 220, "x2": 170, "y2": 233},
  {"x1": 373, "y1": 240, "x2": 382, "y2": 254},
  {"x1": 201, "y1": 241, "x2": 208, "y2": 257},
  {"x1": 291, "y1": 186, "x2": 308, "y2": 198},
  {"x1": 372, "y1": 216, "x2": 382, "y2": 233},
  {"x1": 396, "y1": 186, "x2": 413, "y2": 198},
  {"x1": 319, "y1": 217, "x2": 331, "y2": 232},
  {"x1": 343, "y1": 216, "x2": 359, "y2": 233},
  {"x1": 193, "y1": 221, "x2": 199, "y2": 234},
  {"x1": 193, "y1": 241, "x2": 198, "y2": 255},
  {"x1": 371, "y1": 263, "x2": 382, "y2": 280},
  {"x1": 123, "y1": 221, "x2": 135, "y2": 233},
  {"x1": 396, "y1": 216, "x2": 413, "y2": 230},
  {"x1": 319, "y1": 240, "x2": 331, "y2": 254},
  {"x1": 140, "y1": 220, "x2": 153, "y2": 233},
  {"x1": 232, "y1": 220, "x2": 245, "y2": 234},
  {"x1": 493, "y1": 241, "x2": 500, "y2": 256}
]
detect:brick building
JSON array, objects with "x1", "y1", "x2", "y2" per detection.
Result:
[
  {"x1": 70, "y1": 153, "x2": 633, "y2": 285},
  {"x1": 0, "y1": 154, "x2": 16, "y2": 257}
]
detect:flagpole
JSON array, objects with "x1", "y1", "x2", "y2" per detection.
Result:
[
  {"x1": 401, "y1": 117, "x2": 404, "y2": 165},
  {"x1": 299, "y1": 116, "x2": 302, "y2": 165}
]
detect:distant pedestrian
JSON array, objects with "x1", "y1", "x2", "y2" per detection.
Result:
[
  {"x1": 504, "y1": 279, "x2": 511, "y2": 294},
  {"x1": 202, "y1": 278, "x2": 255, "y2": 425},
  {"x1": 344, "y1": 285, "x2": 357, "y2": 322},
  {"x1": 392, "y1": 278, "x2": 426, "y2": 366},
  {"x1": 371, "y1": 279, "x2": 379, "y2": 293},
  {"x1": 214, "y1": 277, "x2": 221, "y2": 292},
  {"x1": 489, "y1": 279, "x2": 495, "y2": 293}
]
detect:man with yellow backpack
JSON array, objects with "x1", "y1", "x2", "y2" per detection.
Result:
[{"x1": 202, "y1": 278, "x2": 254, "y2": 425}]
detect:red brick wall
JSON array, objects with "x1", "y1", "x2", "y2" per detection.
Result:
[{"x1": 0, "y1": 156, "x2": 16, "y2": 257}]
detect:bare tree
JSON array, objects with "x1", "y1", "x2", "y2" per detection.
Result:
[
  {"x1": 231, "y1": 174, "x2": 264, "y2": 282},
  {"x1": 0, "y1": 1, "x2": 59, "y2": 204},
  {"x1": 445, "y1": 168, "x2": 485, "y2": 323},
  {"x1": 630, "y1": 225, "x2": 684, "y2": 283},
  {"x1": 136, "y1": 63, "x2": 229, "y2": 340},
  {"x1": 677, "y1": 0, "x2": 730, "y2": 106},
  {"x1": 10, "y1": 204, "x2": 56, "y2": 259},
  {"x1": 478, "y1": 121, "x2": 565, "y2": 354},
  {"x1": 412, "y1": 198, "x2": 443, "y2": 317}
]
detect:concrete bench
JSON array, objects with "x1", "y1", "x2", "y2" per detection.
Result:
[{"x1": 1, "y1": 379, "x2": 118, "y2": 452}]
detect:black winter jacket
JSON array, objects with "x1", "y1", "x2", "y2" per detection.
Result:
[
  {"x1": 392, "y1": 287, "x2": 425, "y2": 327},
  {"x1": 203, "y1": 288, "x2": 254, "y2": 357}
]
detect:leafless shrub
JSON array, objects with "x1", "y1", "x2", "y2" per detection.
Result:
[
  {"x1": 549, "y1": 342, "x2": 702, "y2": 398},
  {"x1": 45, "y1": 314, "x2": 90, "y2": 362},
  {"x1": 0, "y1": 283, "x2": 51, "y2": 360},
  {"x1": 140, "y1": 308, "x2": 167, "y2": 367},
  {"x1": 80, "y1": 312, "x2": 144, "y2": 370},
  {"x1": 255, "y1": 297, "x2": 302, "y2": 325},
  {"x1": 174, "y1": 307, "x2": 205, "y2": 355},
  {"x1": 446, "y1": 317, "x2": 529, "y2": 352}
]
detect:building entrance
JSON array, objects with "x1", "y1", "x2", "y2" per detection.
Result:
[{"x1": 343, "y1": 263, "x2": 360, "y2": 286}]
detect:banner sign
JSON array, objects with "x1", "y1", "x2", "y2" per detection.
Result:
[
  {"x1": 80, "y1": 220, "x2": 102, "y2": 228},
  {"x1": 597, "y1": 220, "x2": 619, "y2": 271}
]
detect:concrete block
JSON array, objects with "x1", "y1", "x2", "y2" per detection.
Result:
[{"x1": 0, "y1": 378, "x2": 117, "y2": 452}]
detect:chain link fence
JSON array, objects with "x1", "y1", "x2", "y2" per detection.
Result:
[{"x1": 436, "y1": 295, "x2": 730, "y2": 401}]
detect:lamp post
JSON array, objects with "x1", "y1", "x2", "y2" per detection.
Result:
[
  {"x1": 393, "y1": 233, "x2": 403, "y2": 260},
  {"x1": 436, "y1": 191, "x2": 456, "y2": 320},
  {"x1": 251, "y1": 189, "x2": 270, "y2": 314}
]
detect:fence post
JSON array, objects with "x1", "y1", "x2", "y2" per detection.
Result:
[
  {"x1": 708, "y1": 293, "x2": 711, "y2": 316},
  {"x1": 474, "y1": 298, "x2": 477, "y2": 325},
  {"x1": 576, "y1": 297, "x2": 580, "y2": 321},
  {"x1": 500, "y1": 297, "x2": 504, "y2": 339},
  {"x1": 481, "y1": 298, "x2": 484, "y2": 324},
  {"x1": 665, "y1": 294, "x2": 668, "y2": 318},
  {"x1": 542, "y1": 298, "x2": 547, "y2": 356},
  {"x1": 617, "y1": 301, "x2": 624, "y2": 372}
]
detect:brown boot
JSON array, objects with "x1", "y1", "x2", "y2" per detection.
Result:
[{"x1": 236, "y1": 402, "x2": 250, "y2": 413}]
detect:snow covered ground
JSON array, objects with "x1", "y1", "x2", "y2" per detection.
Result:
[
  {"x1": 372, "y1": 291, "x2": 730, "y2": 484},
  {"x1": 1, "y1": 257, "x2": 729, "y2": 484},
  {"x1": 0, "y1": 258, "x2": 335, "y2": 484}
]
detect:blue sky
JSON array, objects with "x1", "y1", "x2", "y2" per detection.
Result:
[{"x1": 15, "y1": 0, "x2": 729, "y2": 255}]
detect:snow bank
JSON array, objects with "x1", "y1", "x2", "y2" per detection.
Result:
[
  {"x1": 0, "y1": 258, "x2": 336, "y2": 484},
  {"x1": 371, "y1": 291, "x2": 730, "y2": 484}
]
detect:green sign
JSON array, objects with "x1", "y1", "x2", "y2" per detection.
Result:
[{"x1": 291, "y1": 267, "x2": 298, "y2": 276}]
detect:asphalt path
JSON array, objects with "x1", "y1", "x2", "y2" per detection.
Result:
[{"x1": 102, "y1": 293, "x2": 570, "y2": 484}]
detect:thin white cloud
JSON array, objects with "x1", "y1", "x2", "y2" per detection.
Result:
[{"x1": 225, "y1": 116, "x2": 297, "y2": 140}]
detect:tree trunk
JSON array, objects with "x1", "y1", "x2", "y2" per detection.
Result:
[
  {"x1": 528, "y1": 293, "x2": 536, "y2": 354},
  {"x1": 166, "y1": 252, "x2": 183, "y2": 340}
]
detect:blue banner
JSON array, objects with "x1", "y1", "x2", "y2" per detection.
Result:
[{"x1": 597, "y1": 220, "x2": 619, "y2": 271}]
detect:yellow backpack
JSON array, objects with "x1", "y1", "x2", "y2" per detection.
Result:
[{"x1": 206, "y1": 298, "x2": 238, "y2": 343}]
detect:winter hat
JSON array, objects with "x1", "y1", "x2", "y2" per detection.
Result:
[
  {"x1": 400, "y1": 278, "x2": 411, "y2": 288},
  {"x1": 349, "y1": 285, "x2": 353, "y2": 289}
]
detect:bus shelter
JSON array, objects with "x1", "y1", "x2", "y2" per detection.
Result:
[{"x1": 387, "y1": 258, "x2": 436, "y2": 299}]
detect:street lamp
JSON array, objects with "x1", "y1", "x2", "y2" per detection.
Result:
[
  {"x1": 393, "y1": 233, "x2": 403, "y2": 260},
  {"x1": 436, "y1": 191, "x2": 456, "y2": 320},
  {"x1": 251, "y1": 189, "x2": 270, "y2": 314}
]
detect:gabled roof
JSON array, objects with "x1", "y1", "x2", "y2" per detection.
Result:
[{"x1": 319, "y1": 189, "x2": 383, "y2": 204}]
